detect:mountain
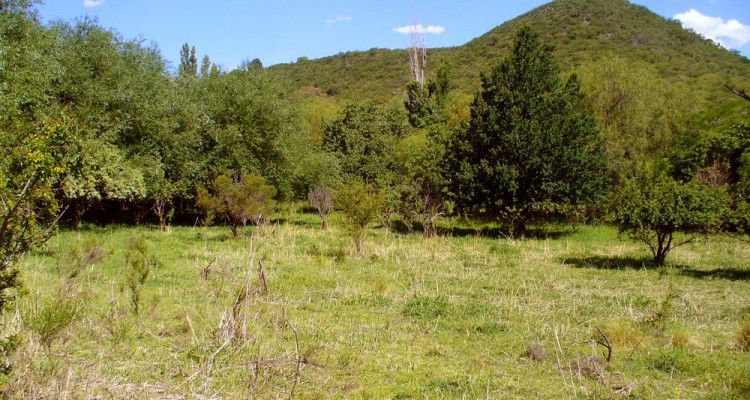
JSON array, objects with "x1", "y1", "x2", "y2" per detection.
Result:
[{"x1": 270, "y1": 0, "x2": 750, "y2": 112}]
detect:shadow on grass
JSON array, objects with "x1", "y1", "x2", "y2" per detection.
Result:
[
  {"x1": 565, "y1": 256, "x2": 655, "y2": 270},
  {"x1": 566, "y1": 256, "x2": 750, "y2": 281},
  {"x1": 394, "y1": 223, "x2": 574, "y2": 240},
  {"x1": 679, "y1": 268, "x2": 750, "y2": 281},
  {"x1": 269, "y1": 217, "x2": 320, "y2": 228}
]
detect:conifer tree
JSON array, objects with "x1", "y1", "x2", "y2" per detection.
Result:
[{"x1": 444, "y1": 26, "x2": 607, "y2": 237}]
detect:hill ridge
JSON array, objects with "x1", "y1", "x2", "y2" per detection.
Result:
[{"x1": 270, "y1": 0, "x2": 750, "y2": 109}]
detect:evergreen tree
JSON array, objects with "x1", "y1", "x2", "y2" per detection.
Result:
[{"x1": 444, "y1": 26, "x2": 607, "y2": 237}]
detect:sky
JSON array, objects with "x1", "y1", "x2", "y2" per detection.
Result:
[{"x1": 37, "y1": 1, "x2": 750, "y2": 72}]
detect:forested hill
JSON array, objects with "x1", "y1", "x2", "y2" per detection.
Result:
[{"x1": 270, "y1": 0, "x2": 750, "y2": 108}]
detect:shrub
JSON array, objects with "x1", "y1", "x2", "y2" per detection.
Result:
[
  {"x1": 124, "y1": 236, "x2": 157, "y2": 316},
  {"x1": 26, "y1": 297, "x2": 80, "y2": 356},
  {"x1": 197, "y1": 173, "x2": 277, "y2": 237},
  {"x1": 608, "y1": 169, "x2": 730, "y2": 266},
  {"x1": 335, "y1": 181, "x2": 381, "y2": 253}
]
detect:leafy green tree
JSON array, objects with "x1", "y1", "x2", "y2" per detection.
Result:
[
  {"x1": 200, "y1": 67, "x2": 301, "y2": 200},
  {"x1": 200, "y1": 54, "x2": 211, "y2": 78},
  {"x1": 1, "y1": 119, "x2": 79, "y2": 310},
  {"x1": 196, "y1": 174, "x2": 277, "y2": 237},
  {"x1": 672, "y1": 123, "x2": 750, "y2": 232},
  {"x1": 323, "y1": 103, "x2": 407, "y2": 186},
  {"x1": 179, "y1": 42, "x2": 198, "y2": 77},
  {"x1": 402, "y1": 60, "x2": 454, "y2": 236},
  {"x1": 608, "y1": 169, "x2": 730, "y2": 266},
  {"x1": 0, "y1": 1, "x2": 80, "y2": 316},
  {"x1": 335, "y1": 181, "x2": 381, "y2": 253},
  {"x1": 579, "y1": 57, "x2": 686, "y2": 180},
  {"x1": 46, "y1": 19, "x2": 178, "y2": 224},
  {"x1": 445, "y1": 26, "x2": 607, "y2": 237}
]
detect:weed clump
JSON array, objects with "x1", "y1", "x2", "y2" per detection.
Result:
[
  {"x1": 402, "y1": 295, "x2": 450, "y2": 318},
  {"x1": 524, "y1": 343, "x2": 548, "y2": 362}
]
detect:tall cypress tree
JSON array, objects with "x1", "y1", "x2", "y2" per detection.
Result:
[{"x1": 444, "y1": 26, "x2": 607, "y2": 237}]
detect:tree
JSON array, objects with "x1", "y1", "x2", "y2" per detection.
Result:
[
  {"x1": 179, "y1": 43, "x2": 197, "y2": 77},
  {"x1": 323, "y1": 103, "x2": 407, "y2": 186},
  {"x1": 200, "y1": 67, "x2": 302, "y2": 200},
  {"x1": 444, "y1": 26, "x2": 607, "y2": 237},
  {"x1": 1, "y1": 119, "x2": 79, "y2": 311},
  {"x1": 200, "y1": 54, "x2": 211, "y2": 78},
  {"x1": 671, "y1": 123, "x2": 750, "y2": 233},
  {"x1": 405, "y1": 61, "x2": 452, "y2": 129},
  {"x1": 335, "y1": 181, "x2": 381, "y2": 253},
  {"x1": 579, "y1": 57, "x2": 686, "y2": 181},
  {"x1": 196, "y1": 174, "x2": 277, "y2": 237},
  {"x1": 403, "y1": 58, "x2": 454, "y2": 237},
  {"x1": 307, "y1": 186, "x2": 333, "y2": 230},
  {"x1": 608, "y1": 169, "x2": 729, "y2": 266},
  {"x1": 0, "y1": 1, "x2": 80, "y2": 315}
]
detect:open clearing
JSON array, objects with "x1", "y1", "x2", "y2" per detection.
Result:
[{"x1": 5, "y1": 213, "x2": 750, "y2": 399}]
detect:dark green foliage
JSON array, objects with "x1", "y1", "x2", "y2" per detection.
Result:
[
  {"x1": 323, "y1": 103, "x2": 407, "y2": 186},
  {"x1": 607, "y1": 169, "x2": 730, "y2": 266},
  {"x1": 445, "y1": 26, "x2": 607, "y2": 237},
  {"x1": 672, "y1": 123, "x2": 750, "y2": 232},
  {"x1": 335, "y1": 181, "x2": 381, "y2": 253},
  {"x1": 672, "y1": 123, "x2": 750, "y2": 191},
  {"x1": 197, "y1": 174, "x2": 277, "y2": 237},
  {"x1": 405, "y1": 62, "x2": 452, "y2": 129}
]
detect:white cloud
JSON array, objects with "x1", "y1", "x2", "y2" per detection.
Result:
[
  {"x1": 83, "y1": 0, "x2": 104, "y2": 7},
  {"x1": 393, "y1": 24, "x2": 445, "y2": 35},
  {"x1": 674, "y1": 9, "x2": 750, "y2": 49},
  {"x1": 325, "y1": 16, "x2": 352, "y2": 24}
]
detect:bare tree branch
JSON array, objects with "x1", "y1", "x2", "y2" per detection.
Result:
[{"x1": 725, "y1": 84, "x2": 750, "y2": 104}]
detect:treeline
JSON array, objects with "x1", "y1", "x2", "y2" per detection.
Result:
[{"x1": 2, "y1": 2, "x2": 749, "y2": 249}]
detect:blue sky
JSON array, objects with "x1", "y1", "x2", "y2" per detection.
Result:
[{"x1": 37, "y1": 1, "x2": 750, "y2": 72}]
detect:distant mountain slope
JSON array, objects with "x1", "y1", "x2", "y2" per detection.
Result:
[{"x1": 270, "y1": 0, "x2": 750, "y2": 109}]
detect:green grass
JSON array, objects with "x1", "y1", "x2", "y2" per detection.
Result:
[{"x1": 2, "y1": 214, "x2": 749, "y2": 398}]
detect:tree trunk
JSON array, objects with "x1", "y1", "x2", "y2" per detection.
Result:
[
  {"x1": 355, "y1": 234, "x2": 362, "y2": 254},
  {"x1": 511, "y1": 217, "x2": 526, "y2": 239}
]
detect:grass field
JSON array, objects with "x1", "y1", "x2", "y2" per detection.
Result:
[{"x1": 2, "y1": 212, "x2": 749, "y2": 399}]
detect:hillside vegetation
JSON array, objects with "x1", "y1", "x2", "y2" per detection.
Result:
[{"x1": 271, "y1": 0, "x2": 750, "y2": 114}]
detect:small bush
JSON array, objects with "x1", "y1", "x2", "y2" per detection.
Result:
[
  {"x1": 124, "y1": 236, "x2": 157, "y2": 316},
  {"x1": 26, "y1": 297, "x2": 80, "y2": 355},
  {"x1": 335, "y1": 181, "x2": 381, "y2": 253}
]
